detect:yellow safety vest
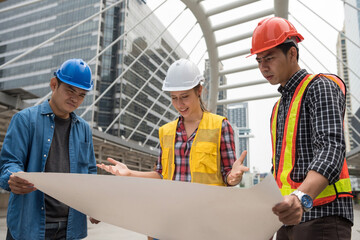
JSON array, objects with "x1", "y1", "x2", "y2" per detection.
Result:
[
  {"x1": 271, "y1": 74, "x2": 352, "y2": 206},
  {"x1": 159, "y1": 112, "x2": 226, "y2": 186}
]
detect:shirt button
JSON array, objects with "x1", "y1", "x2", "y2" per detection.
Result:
[
  {"x1": 48, "y1": 139, "x2": 50, "y2": 142},
  {"x1": 44, "y1": 154, "x2": 47, "y2": 158},
  {"x1": 41, "y1": 207, "x2": 44, "y2": 210},
  {"x1": 51, "y1": 125, "x2": 54, "y2": 128}
]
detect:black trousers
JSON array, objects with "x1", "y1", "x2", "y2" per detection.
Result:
[
  {"x1": 276, "y1": 216, "x2": 352, "y2": 240},
  {"x1": 7, "y1": 221, "x2": 67, "y2": 240}
]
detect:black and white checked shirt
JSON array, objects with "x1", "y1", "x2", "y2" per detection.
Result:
[{"x1": 273, "y1": 69, "x2": 353, "y2": 224}]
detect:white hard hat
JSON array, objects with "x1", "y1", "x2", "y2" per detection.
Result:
[{"x1": 162, "y1": 59, "x2": 204, "y2": 91}]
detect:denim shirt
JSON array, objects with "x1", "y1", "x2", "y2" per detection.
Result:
[{"x1": 0, "y1": 101, "x2": 97, "y2": 240}]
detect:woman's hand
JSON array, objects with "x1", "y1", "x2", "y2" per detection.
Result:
[
  {"x1": 96, "y1": 158, "x2": 131, "y2": 176},
  {"x1": 227, "y1": 151, "x2": 249, "y2": 186}
]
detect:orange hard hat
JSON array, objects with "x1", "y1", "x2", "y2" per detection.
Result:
[{"x1": 249, "y1": 17, "x2": 304, "y2": 56}]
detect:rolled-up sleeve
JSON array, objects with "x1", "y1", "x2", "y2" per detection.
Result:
[
  {"x1": 307, "y1": 76, "x2": 346, "y2": 185},
  {"x1": 220, "y1": 119, "x2": 237, "y2": 183},
  {"x1": 0, "y1": 113, "x2": 29, "y2": 190},
  {"x1": 156, "y1": 147, "x2": 163, "y2": 177}
]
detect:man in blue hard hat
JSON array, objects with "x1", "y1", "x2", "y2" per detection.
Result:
[{"x1": 0, "y1": 59, "x2": 98, "y2": 240}]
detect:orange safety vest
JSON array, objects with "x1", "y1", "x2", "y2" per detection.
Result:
[
  {"x1": 271, "y1": 74, "x2": 353, "y2": 206},
  {"x1": 159, "y1": 112, "x2": 226, "y2": 186}
]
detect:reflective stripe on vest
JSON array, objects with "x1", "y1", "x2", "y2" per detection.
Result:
[
  {"x1": 159, "y1": 112, "x2": 226, "y2": 186},
  {"x1": 270, "y1": 74, "x2": 352, "y2": 206}
]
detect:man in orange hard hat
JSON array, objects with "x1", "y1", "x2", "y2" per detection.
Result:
[{"x1": 249, "y1": 17, "x2": 353, "y2": 239}]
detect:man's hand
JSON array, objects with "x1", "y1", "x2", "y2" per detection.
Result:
[
  {"x1": 97, "y1": 158, "x2": 131, "y2": 176},
  {"x1": 8, "y1": 173, "x2": 36, "y2": 194},
  {"x1": 227, "y1": 151, "x2": 249, "y2": 186},
  {"x1": 272, "y1": 195, "x2": 303, "y2": 225}
]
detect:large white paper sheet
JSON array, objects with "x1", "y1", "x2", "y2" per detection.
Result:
[{"x1": 15, "y1": 172, "x2": 283, "y2": 240}]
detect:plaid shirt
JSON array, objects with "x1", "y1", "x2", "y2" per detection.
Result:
[
  {"x1": 156, "y1": 116, "x2": 236, "y2": 183},
  {"x1": 273, "y1": 69, "x2": 353, "y2": 224}
]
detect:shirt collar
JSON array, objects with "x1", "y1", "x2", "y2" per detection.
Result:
[
  {"x1": 277, "y1": 69, "x2": 308, "y2": 96},
  {"x1": 178, "y1": 115, "x2": 184, "y2": 128},
  {"x1": 177, "y1": 116, "x2": 198, "y2": 139},
  {"x1": 40, "y1": 100, "x2": 79, "y2": 123}
]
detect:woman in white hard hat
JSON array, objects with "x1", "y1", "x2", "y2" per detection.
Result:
[
  {"x1": 98, "y1": 58, "x2": 249, "y2": 186},
  {"x1": 98, "y1": 59, "x2": 248, "y2": 240}
]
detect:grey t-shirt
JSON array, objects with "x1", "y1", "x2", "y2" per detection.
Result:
[{"x1": 45, "y1": 116, "x2": 71, "y2": 222}]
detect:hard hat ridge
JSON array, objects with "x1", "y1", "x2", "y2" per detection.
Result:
[
  {"x1": 249, "y1": 17, "x2": 304, "y2": 57},
  {"x1": 162, "y1": 58, "x2": 204, "y2": 91},
  {"x1": 54, "y1": 58, "x2": 93, "y2": 91}
]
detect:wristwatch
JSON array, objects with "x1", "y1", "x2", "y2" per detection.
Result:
[{"x1": 291, "y1": 190, "x2": 313, "y2": 212}]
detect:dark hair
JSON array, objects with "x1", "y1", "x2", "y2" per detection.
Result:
[
  {"x1": 275, "y1": 41, "x2": 299, "y2": 61},
  {"x1": 55, "y1": 77, "x2": 62, "y2": 88},
  {"x1": 193, "y1": 84, "x2": 208, "y2": 112}
]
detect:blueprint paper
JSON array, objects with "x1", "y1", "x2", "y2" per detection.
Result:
[{"x1": 15, "y1": 172, "x2": 283, "y2": 240}]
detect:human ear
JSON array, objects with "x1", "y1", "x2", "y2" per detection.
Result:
[
  {"x1": 289, "y1": 47, "x2": 298, "y2": 62},
  {"x1": 49, "y1": 77, "x2": 58, "y2": 92},
  {"x1": 198, "y1": 85, "x2": 203, "y2": 96}
]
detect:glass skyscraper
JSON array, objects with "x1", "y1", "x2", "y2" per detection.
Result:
[
  {"x1": 340, "y1": 0, "x2": 360, "y2": 150},
  {"x1": 203, "y1": 59, "x2": 227, "y2": 116},
  {"x1": 0, "y1": 0, "x2": 186, "y2": 148},
  {"x1": 227, "y1": 103, "x2": 251, "y2": 167}
]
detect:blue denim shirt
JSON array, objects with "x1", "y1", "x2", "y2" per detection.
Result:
[{"x1": 0, "y1": 101, "x2": 97, "y2": 240}]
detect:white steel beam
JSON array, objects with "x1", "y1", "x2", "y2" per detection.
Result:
[
  {"x1": 0, "y1": 0, "x2": 43, "y2": 14},
  {"x1": 0, "y1": 0, "x2": 124, "y2": 70},
  {"x1": 274, "y1": 0, "x2": 288, "y2": 18},
  {"x1": 81, "y1": 6, "x2": 188, "y2": 120},
  {"x1": 216, "y1": 31, "x2": 253, "y2": 47},
  {"x1": 219, "y1": 63, "x2": 258, "y2": 76},
  {"x1": 219, "y1": 49, "x2": 250, "y2": 61},
  {"x1": 212, "y1": 8, "x2": 275, "y2": 31},
  {"x1": 181, "y1": 0, "x2": 219, "y2": 113},
  {"x1": 297, "y1": 0, "x2": 360, "y2": 49},
  {"x1": 143, "y1": 100, "x2": 174, "y2": 146},
  {"x1": 219, "y1": 79, "x2": 268, "y2": 90},
  {"x1": 103, "y1": 7, "x2": 191, "y2": 132},
  {"x1": 217, "y1": 93, "x2": 280, "y2": 105},
  {"x1": 205, "y1": 0, "x2": 260, "y2": 17}
]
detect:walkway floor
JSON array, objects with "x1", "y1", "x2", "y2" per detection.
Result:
[{"x1": 1, "y1": 205, "x2": 360, "y2": 239}]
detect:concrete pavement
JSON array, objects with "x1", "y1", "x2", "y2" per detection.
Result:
[
  {"x1": 1, "y1": 206, "x2": 360, "y2": 239},
  {"x1": 0, "y1": 208, "x2": 147, "y2": 240}
]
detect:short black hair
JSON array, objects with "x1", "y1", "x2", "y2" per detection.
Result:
[
  {"x1": 55, "y1": 77, "x2": 62, "y2": 88},
  {"x1": 275, "y1": 41, "x2": 299, "y2": 61}
]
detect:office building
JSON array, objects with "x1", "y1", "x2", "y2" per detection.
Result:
[
  {"x1": 338, "y1": 0, "x2": 360, "y2": 150},
  {"x1": 337, "y1": 30, "x2": 354, "y2": 151},
  {"x1": 0, "y1": 0, "x2": 187, "y2": 148},
  {"x1": 203, "y1": 59, "x2": 227, "y2": 116},
  {"x1": 227, "y1": 103, "x2": 251, "y2": 167}
]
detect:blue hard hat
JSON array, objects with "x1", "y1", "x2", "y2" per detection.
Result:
[{"x1": 54, "y1": 59, "x2": 93, "y2": 91}]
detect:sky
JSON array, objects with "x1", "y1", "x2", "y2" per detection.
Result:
[{"x1": 146, "y1": 0, "x2": 345, "y2": 173}]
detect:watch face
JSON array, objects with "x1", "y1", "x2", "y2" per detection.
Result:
[{"x1": 301, "y1": 194, "x2": 313, "y2": 209}]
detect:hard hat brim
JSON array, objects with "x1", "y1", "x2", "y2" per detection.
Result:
[
  {"x1": 162, "y1": 76, "x2": 204, "y2": 92},
  {"x1": 54, "y1": 71, "x2": 93, "y2": 91}
]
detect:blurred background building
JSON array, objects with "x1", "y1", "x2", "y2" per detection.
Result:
[
  {"x1": 341, "y1": 0, "x2": 360, "y2": 151},
  {"x1": 227, "y1": 103, "x2": 251, "y2": 167},
  {"x1": 0, "y1": 0, "x2": 186, "y2": 151},
  {"x1": 0, "y1": 0, "x2": 359, "y2": 188}
]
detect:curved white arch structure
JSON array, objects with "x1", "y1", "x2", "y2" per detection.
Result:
[
  {"x1": 180, "y1": 0, "x2": 219, "y2": 113},
  {"x1": 1, "y1": 0, "x2": 360, "y2": 172},
  {"x1": 180, "y1": 0, "x2": 288, "y2": 112}
]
